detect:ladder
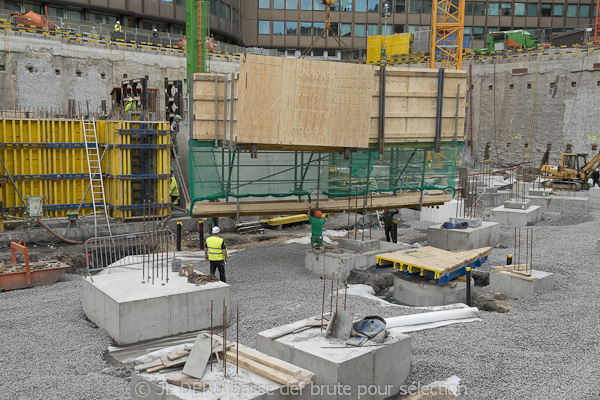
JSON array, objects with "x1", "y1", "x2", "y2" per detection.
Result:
[
  {"x1": 82, "y1": 118, "x2": 112, "y2": 237},
  {"x1": 171, "y1": 146, "x2": 191, "y2": 207}
]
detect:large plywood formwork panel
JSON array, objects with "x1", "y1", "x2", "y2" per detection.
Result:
[{"x1": 192, "y1": 56, "x2": 467, "y2": 149}]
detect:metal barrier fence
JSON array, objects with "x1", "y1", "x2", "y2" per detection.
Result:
[{"x1": 85, "y1": 229, "x2": 175, "y2": 283}]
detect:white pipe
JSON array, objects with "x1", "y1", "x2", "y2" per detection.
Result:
[{"x1": 385, "y1": 307, "x2": 480, "y2": 328}]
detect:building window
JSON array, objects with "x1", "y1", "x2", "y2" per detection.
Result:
[
  {"x1": 66, "y1": 10, "x2": 83, "y2": 20},
  {"x1": 160, "y1": 0, "x2": 173, "y2": 3},
  {"x1": 527, "y1": 3, "x2": 537, "y2": 16},
  {"x1": 465, "y1": 1, "x2": 473, "y2": 15},
  {"x1": 368, "y1": 0, "x2": 380, "y2": 12},
  {"x1": 211, "y1": 0, "x2": 219, "y2": 14},
  {"x1": 226, "y1": 4, "x2": 231, "y2": 20},
  {"x1": 340, "y1": 23, "x2": 352, "y2": 37},
  {"x1": 487, "y1": 26, "x2": 498, "y2": 34},
  {"x1": 473, "y1": 26, "x2": 484, "y2": 37},
  {"x1": 287, "y1": 0, "x2": 298, "y2": 10},
  {"x1": 314, "y1": 22, "x2": 325, "y2": 35},
  {"x1": 409, "y1": 0, "x2": 420, "y2": 13},
  {"x1": 488, "y1": 2, "x2": 499, "y2": 16},
  {"x1": 422, "y1": 0, "x2": 432, "y2": 14},
  {"x1": 394, "y1": 0, "x2": 405, "y2": 13},
  {"x1": 580, "y1": 4, "x2": 591, "y2": 18},
  {"x1": 220, "y1": 1, "x2": 226, "y2": 17},
  {"x1": 330, "y1": 23, "x2": 339, "y2": 35},
  {"x1": 89, "y1": 13, "x2": 103, "y2": 23},
  {"x1": 553, "y1": 4, "x2": 563, "y2": 17},
  {"x1": 23, "y1": 3, "x2": 42, "y2": 14},
  {"x1": 300, "y1": 22, "x2": 312, "y2": 35},
  {"x1": 274, "y1": 0, "x2": 285, "y2": 9},
  {"x1": 367, "y1": 24, "x2": 379, "y2": 36},
  {"x1": 105, "y1": 16, "x2": 117, "y2": 26},
  {"x1": 259, "y1": 20, "x2": 270, "y2": 34},
  {"x1": 382, "y1": 24, "x2": 392, "y2": 35},
  {"x1": 286, "y1": 21, "x2": 298, "y2": 35},
  {"x1": 273, "y1": 20, "x2": 285, "y2": 35},
  {"x1": 340, "y1": 0, "x2": 353, "y2": 11},
  {"x1": 501, "y1": 3, "x2": 511, "y2": 16},
  {"x1": 356, "y1": 0, "x2": 367, "y2": 12},
  {"x1": 176, "y1": 0, "x2": 185, "y2": 6},
  {"x1": 233, "y1": 9, "x2": 239, "y2": 26},
  {"x1": 464, "y1": 26, "x2": 472, "y2": 37},
  {"x1": 355, "y1": 23, "x2": 366, "y2": 37},
  {"x1": 514, "y1": 3, "x2": 525, "y2": 16},
  {"x1": 259, "y1": 0, "x2": 270, "y2": 9},
  {"x1": 4, "y1": 1, "x2": 21, "y2": 12},
  {"x1": 541, "y1": 3, "x2": 552, "y2": 17},
  {"x1": 314, "y1": 0, "x2": 325, "y2": 11},
  {"x1": 394, "y1": 24, "x2": 404, "y2": 32},
  {"x1": 407, "y1": 25, "x2": 418, "y2": 33},
  {"x1": 473, "y1": 1, "x2": 485, "y2": 15},
  {"x1": 48, "y1": 7, "x2": 65, "y2": 18},
  {"x1": 566, "y1": 4, "x2": 577, "y2": 17},
  {"x1": 300, "y1": 0, "x2": 311, "y2": 10}
]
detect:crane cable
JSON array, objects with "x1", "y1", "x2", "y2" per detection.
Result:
[{"x1": 526, "y1": 50, "x2": 544, "y2": 161}]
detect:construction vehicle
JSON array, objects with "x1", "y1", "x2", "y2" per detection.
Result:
[
  {"x1": 9, "y1": 6, "x2": 57, "y2": 32},
  {"x1": 540, "y1": 152, "x2": 600, "y2": 190},
  {"x1": 475, "y1": 30, "x2": 543, "y2": 54}
]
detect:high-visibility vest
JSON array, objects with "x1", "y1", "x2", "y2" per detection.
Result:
[
  {"x1": 169, "y1": 176, "x2": 179, "y2": 196},
  {"x1": 114, "y1": 24, "x2": 121, "y2": 32},
  {"x1": 206, "y1": 236, "x2": 226, "y2": 261}
]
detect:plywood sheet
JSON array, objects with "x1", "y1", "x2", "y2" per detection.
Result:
[{"x1": 377, "y1": 246, "x2": 492, "y2": 274}]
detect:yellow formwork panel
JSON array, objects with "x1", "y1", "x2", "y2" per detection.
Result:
[
  {"x1": 367, "y1": 35, "x2": 383, "y2": 64},
  {"x1": 0, "y1": 119, "x2": 170, "y2": 220}
]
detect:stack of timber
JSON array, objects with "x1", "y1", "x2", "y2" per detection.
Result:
[{"x1": 192, "y1": 54, "x2": 467, "y2": 151}]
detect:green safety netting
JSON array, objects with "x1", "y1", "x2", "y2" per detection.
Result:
[{"x1": 189, "y1": 140, "x2": 464, "y2": 207}]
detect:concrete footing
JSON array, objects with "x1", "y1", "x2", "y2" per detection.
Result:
[
  {"x1": 305, "y1": 241, "x2": 410, "y2": 279},
  {"x1": 478, "y1": 190, "x2": 511, "y2": 207},
  {"x1": 257, "y1": 318, "x2": 411, "y2": 400},
  {"x1": 427, "y1": 221, "x2": 500, "y2": 250},
  {"x1": 528, "y1": 189, "x2": 551, "y2": 197},
  {"x1": 527, "y1": 195, "x2": 589, "y2": 212},
  {"x1": 418, "y1": 200, "x2": 460, "y2": 223},
  {"x1": 489, "y1": 205, "x2": 541, "y2": 226},
  {"x1": 393, "y1": 274, "x2": 473, "y2": 306},
  {"x1": 489, "y1": 266, "x2": 555, "y2": 299},
  {"x1": 503, "y1": 200, "x2": 530, "y2": 210},
  {"x1": 337, "y1": 238, "x2": 380, "y2": 252},
  {"x1": 82, "y1": 270, "x2": 230, "y2": 345}
]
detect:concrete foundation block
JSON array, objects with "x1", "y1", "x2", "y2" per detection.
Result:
[
  {"x1": 393, "y1": 274, "x2": 473, "y2": 307},
  {"x1": 337, "y1": 238, "x2": 380, "y2": 252},
  {"x1": 489, "y1": 267, "x2": 555, "y2": 299},
  {"x1": 527, "y1": 195, "x2": 589, "y2": 212},
  {"x1": 419, "y1": 200, "x2": 459, "y2": 223},
  {"x1": 503, "y1": 200, "x2": 530, "y2": 210},
  {"x1": 427, "y1": 221, "x2": 500, "y2": 251},
  {"x1": 304, "y1": 241, "x2": 410, "y2": 279},
  {"x1": 257, "y1": 319, "x2": 411, "y2": 400},
  {"x1": 528, "y1": 189, "x2": 551, "y2": 197},
  {"x1": 478, "y1": 190, "x2": 511, "y2": 207},
  {"x1": 489, "y1": 205, "x2": 541, "y2": 227},
  {"x1": 83, "y1": 270, "x2": 230, "y2": 345}
]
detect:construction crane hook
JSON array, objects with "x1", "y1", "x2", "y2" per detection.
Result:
[{"x1": 321, "y1": 0, "x2": 335, "y2": 30}]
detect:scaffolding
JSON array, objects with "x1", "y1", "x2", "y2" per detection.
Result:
[
  {"x1": 189, "y1": 141, "x2": 463, "y2": 209},
  {"x1": 430, "y1": 0, "x2": 465, "y2": 69}
]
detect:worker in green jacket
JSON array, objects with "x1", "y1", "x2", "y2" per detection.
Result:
[
  {"x1": 307, "y1": 205, "x2": 326, "y2": 248},
  {"x1": 381, "y1": 209, "x2": 398, "y2": 242},
  {"x1": 169, "y1": 168, "x2": 179, "y2": 205}
]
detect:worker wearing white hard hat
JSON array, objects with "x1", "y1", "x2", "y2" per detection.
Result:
[
  {"x1": 114, "y1": 21, "x2": 121, "y2": 32},
  {"x1": 205, "y1": 225, "x2": 228, "y2": 282}
]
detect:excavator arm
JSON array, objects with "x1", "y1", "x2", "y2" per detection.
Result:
[{"x1": 580, "y1": 152, "x2": 600, "y2": 180}]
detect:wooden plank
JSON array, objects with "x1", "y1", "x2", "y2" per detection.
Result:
[
  {"x1": 192, "y1": 192, "x2": 452, "y2": 217},
  {"x1": 378, "y1": 246, "x2": 492, "y2": 274},
  {"x1": 224, "y1": 352, "x2": 303, "y2": 388},
  {"x1": 167, "y1": 350, "x2": 189, "y2": 361},
  {"x1": 134, "y1": 359, "x2": 162, "y2": 372}
]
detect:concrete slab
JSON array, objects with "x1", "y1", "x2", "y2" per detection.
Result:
[
  {"x1": 527, "y1": 195, "x2": 589, "y2": 212},
  {"x1": 337, "y1": 238, "x2": 380, "y2": 252},
  {"x1": 503, "y1": 200, "x2": 530, "y2": 210},
  {"x1": 393, "y1": 274, "x2": 473, "y2": 307},
  {"x1": 489, "y1": 205, "x2": 542, "y2": 227},
  {"x1": 489, "y1": 267, "x2": 555, "y2": 299},
  {"x1": 427, "y1": 221, "x2": 500, "y2": 251},
  {"x1": 528, "y1": 189, "x2": 551, "y2": 197},
  {"x1": 589, "y1": 187, "x2": 600, "y2": 199},
  {"x1": 257, "y1": 318, "x2": 411, "y2": 400},
  {"x1": 83, "y1": 270, "x2": 231, "y2": 345},
  {"x1": 304, "y1": 241, "x2": 411, "y2": 279}
]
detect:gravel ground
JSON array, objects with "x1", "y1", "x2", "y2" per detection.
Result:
[{"x1": 3, "y1": 202, "x2": 600, "y2": 399}]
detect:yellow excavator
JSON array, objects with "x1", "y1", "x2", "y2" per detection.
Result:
[{"x1": 540, "y1": 152, "x2": 600, "y2": 190}]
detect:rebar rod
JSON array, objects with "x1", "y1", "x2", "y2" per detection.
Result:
[
  {"x1": 210, "y1": 299, "x2": 213, "y2": 371},
  {"x1": 321, "y1": 275, "x2": 325, "y2": 332},
  {"x1": 223, "y1": 297, "x2": 227, "y2": 376},
  {"x1": 344, "y1": 278, "x2": 347, "y2": 311},
  {"x1": 236, "y1": 300, "x2": 239, "y2": 374}
]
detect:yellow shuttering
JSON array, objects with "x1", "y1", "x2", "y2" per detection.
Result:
[
  {"x1": 367, "y1": 35, "x2": 383, "y2": 64},
  {"x1": 0, "y1": 119, "x2": 170, "y2": 220}
]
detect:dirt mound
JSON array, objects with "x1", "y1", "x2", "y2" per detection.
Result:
[
  {"x1": 539, "y1": 210, "x2": 595, "y2": 226},
  {"x1": 347, "y1": 268, "x2": 394, "y2": 295}
]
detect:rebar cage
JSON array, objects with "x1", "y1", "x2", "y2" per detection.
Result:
[{"x1": 189, "y1": 141, "x2": 464, "y2": 207}]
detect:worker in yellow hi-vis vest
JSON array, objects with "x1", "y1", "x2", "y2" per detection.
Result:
[
  {"x1": 169, "y1": 168, "x2": 179, "y2": 205},
  {"x1": 204, "y1": 227, "x2": 228, "y2": 282}
]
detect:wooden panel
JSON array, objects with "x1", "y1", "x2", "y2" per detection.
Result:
[
  {"x1": 192, "y1": 56, "x2": 468, "y2": 149},
  {"x1": 191, "y1": 191, "x2": 452, "y2": 217}
]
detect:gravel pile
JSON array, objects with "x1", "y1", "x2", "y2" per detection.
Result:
[
  {"x1": 538, "y1": 209, "x2": 595, "y2": 226},
  {"x1": 0, "y1": 274, "x2": 129, "y2": 399}
]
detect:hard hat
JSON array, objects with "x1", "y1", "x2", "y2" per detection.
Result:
[
  {"x1": 117, "y1": 21, "x2": 120, "y2": 24},
  {"x1": 171, "y1": 167, "x2": 174, "y2": 172},
  {"x1": 314, "y1": 210, "x2": 322, "y2": 218},
  {"x1": 154, "y1": 28, "x2": 157, "y2": 31},
  {"x1": 212, "y1": 226, "x2": 220, "y2": 234},
  {"x1": 175, "y1": 115, "x2": 182, "y2": 120}
]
